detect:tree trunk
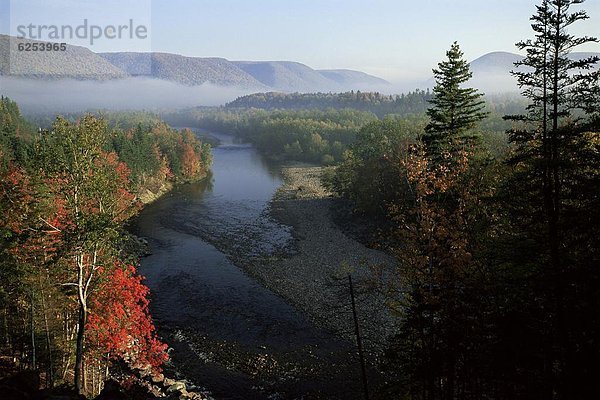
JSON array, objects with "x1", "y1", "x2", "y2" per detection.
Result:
[
  {"x1": 74, "y1": 305, "x2": 86, "y2": 395},
  {"x1": 30, "y1": 289, "x2": 36, "y2": 370},
  {"x1": 3, "y1": 305, "x2": 10, "y2": 348},
  {"x1": 40, "y1": 287, "x2": 54, "y2": 388}
]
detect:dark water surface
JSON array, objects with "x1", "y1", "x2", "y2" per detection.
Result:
[{"x1": 132, "y1": 132, "x2": 361, "y2": 399}]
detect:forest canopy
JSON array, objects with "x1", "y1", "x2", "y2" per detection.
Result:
[{"x1": 0, "y1": 100, "x2": 212, "y2": 396}]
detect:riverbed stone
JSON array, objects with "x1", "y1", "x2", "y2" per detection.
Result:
[
  {"x1": 163, "y1": 377, "x2": 176, "y2": 387},
  {"x1": 248, "y1": 166, "x2": 399, "y2": 355},
  {"x1": 167, "y1": 381, "x2": 186, "y2": 393}
]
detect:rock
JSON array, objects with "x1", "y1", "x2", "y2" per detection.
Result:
[
  {"x1": 177, "y1": 389, "x2": 190, "y2": 399},
  {"x1": 163, "y1": 377, "x2": 176, "y2": 387},
  {"x1": 149, "y1": 385, "x2": 164, "y2": 397},
  {"x1": 244, "y1": 165, "x2": 399, "y2": 357},
  {"x1": 166, "y1": 381, "x2": 186, "y2": 393}
]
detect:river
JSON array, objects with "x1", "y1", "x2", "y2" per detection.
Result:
[{"x1": 132, "y1": 132, "x2": 363, "y2": 399}]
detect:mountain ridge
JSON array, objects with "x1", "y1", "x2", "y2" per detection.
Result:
[
  {"x1": 2, "y1": 35, "x2": 598, "y2": 95},
  {"x1": 0, "y1": 35, "x2": 390, "y2": 92},
  {"x1": 99, "y1": 52, "x2": 268, "y2": 88},
  {"x1": 0, "y1": 34, "x2": 127, "y2": 79}
]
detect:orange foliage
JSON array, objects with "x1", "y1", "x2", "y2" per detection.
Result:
[{"x1": 180, "y1": 142, "x2": 201, "y2": 179}]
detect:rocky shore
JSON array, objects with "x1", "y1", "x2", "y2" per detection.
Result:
[
  {"x1": 247, "y1": 166, "x2": 399, "y2": 358},
  {"x1": 138, "y1": 181, "x2": 174, "y2": 205},
  {"x1": 0, "y1": 362, "x2": 212, "y2": 400}
]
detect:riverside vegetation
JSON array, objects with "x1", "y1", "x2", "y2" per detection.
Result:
[
  {"x1": 163, "y1": 91, "x2": 524, "y2": 165},
  {"x1": 0, "y1": 100, "x2": 211, "y2": 397}
]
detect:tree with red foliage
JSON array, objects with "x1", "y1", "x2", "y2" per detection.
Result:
[
  {"x1": 1, "y1": 161, "x2": 72, "y2": 385},
  {"x1": 87, "y1": 263, "x2": 168, "y2": 375},
  {"x1": 37, "y1": 116, "x2": 143, "y2": 394},
  {"x1": 2, "y1": 108, "x2": 176, "y2": 395}
]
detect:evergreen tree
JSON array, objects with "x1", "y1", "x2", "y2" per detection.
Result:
[
  {"x1": 502, "y1": 0, "x2": 600, "y2": 397},
  {"x1": 424, "y1": 42, "x2": 488, "y2": 155}
]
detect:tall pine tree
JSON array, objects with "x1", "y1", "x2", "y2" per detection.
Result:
[
  {"x1": 424, "y1": 42, "x2": 488, "y2": 156},
  {"x1": 503, "y1": 0, "x2": 600, "y2": 397}
]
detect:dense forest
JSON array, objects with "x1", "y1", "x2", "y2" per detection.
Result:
[
  {"x1": 164, "y1": 93, "x2": 523, "y2": 165},
  {"x1": 325, "y1": 2, "x2": 600, "y2": 398},
  {"x1": 225, "y1": 90, "x2": 434, "y2": 118},
  {"x1": 0, "y1": 98, "x2": 211, "y2": 396},
  {"x1": 165, "y1": 107, "x2": 378, "y2": 164}
]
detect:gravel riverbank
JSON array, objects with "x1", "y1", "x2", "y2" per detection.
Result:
[{"x1": 247, "y1": 166, "x2": 399, "y2": 358}]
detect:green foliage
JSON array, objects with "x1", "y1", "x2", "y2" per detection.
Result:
[
  {"x1": 27, "y1": 110, "x2": 163, "y2": 132},
  {"x1": 111, "y1": 125, "x2": 162, "y2": 184},
  {"x1": 327, "y1": 4, "x2": 599, "y2": 398},
  {"x1": 101, "y1": 110, "x2": 163, "y2": 131},
  {"x1": 0, "y1": 96, "x2": 35, "y2": 167},
  {"x1": 425, "y1": 42, "x2": 489, "y2": 155},
  {"x1": 165, "y1": 107, "x2": 376, "y2": 164},
  {"x1": 167, "y1": 91, "x2": 517, "y2": 165},
  {"x1": 325, "y1": 117, "x2": 424, "y2": 218},
  {"x1": 226, "y1": 90, "x2": 433, "y2": 118}
]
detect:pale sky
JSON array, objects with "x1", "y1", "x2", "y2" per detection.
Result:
[{"x1": 1, "y1": 0, "x2": 599, "y2": 83}]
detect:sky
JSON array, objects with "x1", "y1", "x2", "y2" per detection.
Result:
[{"x1": 1, "y1": 0, "x2": 600, "y2": 83}]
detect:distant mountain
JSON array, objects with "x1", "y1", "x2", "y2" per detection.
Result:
[
  {"x1": 99, "y1": 52, "x2": 266, "y2": 88},
  {"x1": 467, "y1": 51, "x2": 524, "y2": 93},
  {"x1": 5, "y1": 33, "x2": 596, "y2": 97},
  {"x1": 318, "y1": 69, "x2": 389, "y2": 87},
  {"x1": 1, "y1": 35, "x2": 389, "y2": 92},
  {"x1": 231, "y1": 61, "x2": 389, "y2": 92},
  {"x1": 424, "y1": 51, "x2": 600, "y2": 94},
  {"x1": 469, "y1": 51, "x2": 524, "y2": 73},
  {"x1": 0, "y1": 35, "x2": 126, "y2": 79},
  {"x1": 232, "y1": 61, "x2": 336, "y2": 92},
  {"x1": 567, "y1": 52, "x2": 600, "y2": 62}
]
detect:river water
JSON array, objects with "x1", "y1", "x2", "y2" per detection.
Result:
[{"x1": 132, "y1": 132, "x2": 362, "y2": 399}]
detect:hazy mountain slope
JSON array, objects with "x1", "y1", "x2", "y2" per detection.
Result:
[
  {"x1": 469, "y1": 51, "x2": 523, "y2": 74},
  {"x1": 99, "y1": 52, "x2": 266, "y2": 88},
  {"x1": 568, "y1": 52, "x2": 600, "y2": 62},
  {"x1": 0, "y1": 35, "x2": 391, "y2": 91},
  {"x1": 232, "y1": 61, "x2": 338, "y2": 92},
  {"x1": 0, "y1": 35, "x2": 127, "y2": 79},
  {"x1": 425, "y1": 51, "x2": 600, "y2": 94},
  {"x1": 468, "y1": 51, "x2": 523, "y2": 93},
  {"x1": 318, "y1": 69, "x2": 390, "y2": 87}
]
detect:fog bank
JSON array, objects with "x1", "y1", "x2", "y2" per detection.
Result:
[{"x1": 0, "y1": 76, "x2": 259, "y2": 114}]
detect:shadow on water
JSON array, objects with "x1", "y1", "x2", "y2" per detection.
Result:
[{"x1": 131, "y1": 130, "x2": 364, "y2": 399}]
